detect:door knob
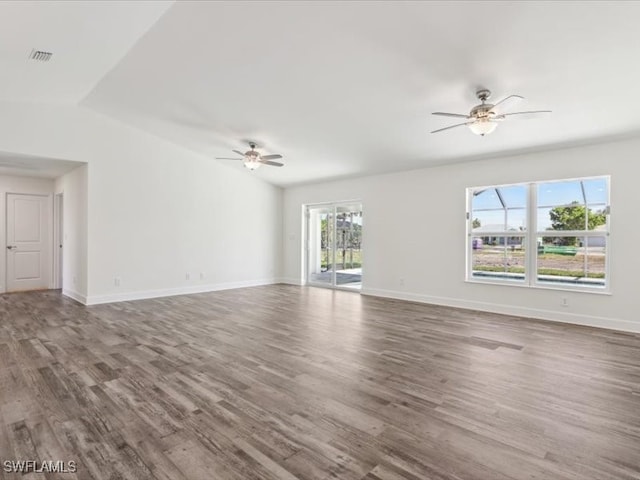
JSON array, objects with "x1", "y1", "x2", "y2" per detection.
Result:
[{"x1": 6, "y1": 245, "x2": 17, "y2": 250}]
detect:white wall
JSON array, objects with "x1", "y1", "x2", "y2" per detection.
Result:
[
  {"x1": 0, "y1": 175, "x2": 54, "y2": 292},
  {"x1": 0, "y1": 102, "x2": 283, "y2": 305},
  {"x1": 55, "y1": 165, "x2": 88, "y2": 302},
  {"x1": 87, "y1": 136, "x2": 282, "y2": 303},
  {"x1": 283, "y1": 137, "x2": 640, "y2": 333}
]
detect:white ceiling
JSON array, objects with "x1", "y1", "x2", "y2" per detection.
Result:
[
  {"x1": 6, "y1": 1, "x2": 640, "y2": 186},
  {"x1": 0, "y1": 151, "x2": 84, "y2": 178},
  {"x1": 0, "y1": 0, "x2": 173, "y2": 103}
]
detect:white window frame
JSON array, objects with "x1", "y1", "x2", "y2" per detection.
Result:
[{"x1": 466, "y1": 175, "x2": 611, "y2": 293}]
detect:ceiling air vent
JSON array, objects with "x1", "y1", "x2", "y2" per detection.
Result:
[{"x1": 29, "y1": 49, "x2": 53, "y2": 62}]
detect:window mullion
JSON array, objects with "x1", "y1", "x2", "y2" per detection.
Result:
[{"x1": 527, "y1": 183, "x2": 536, "y2": 287}]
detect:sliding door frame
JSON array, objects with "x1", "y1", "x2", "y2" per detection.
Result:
[{"x1": 304, "y1": 200, "x2": 363, "y2": 291}]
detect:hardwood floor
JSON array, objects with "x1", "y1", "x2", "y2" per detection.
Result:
[{"x1": 1, "y1": 285, "x2": 639, "y2": 480}]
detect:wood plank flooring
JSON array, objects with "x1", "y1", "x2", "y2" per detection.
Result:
[{"x1": 1, "y1": 285, "x2": 639, "y2": 480}]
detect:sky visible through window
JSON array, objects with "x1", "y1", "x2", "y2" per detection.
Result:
[{"x1": 472, "y1": 179, "x2": 608, "y2": 231}]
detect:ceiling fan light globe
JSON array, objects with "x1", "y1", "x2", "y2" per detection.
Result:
[
  {"x1": 244, "y1": 159, "x2": 261, "y2": 170},
  {"x1": 469, "y1": 119, "x2": 497, "y2": 136}
]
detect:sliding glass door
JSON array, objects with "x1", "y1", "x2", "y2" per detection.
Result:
[
  {"x1": 307, "y1": 206, "x2": 334, "y2": 287},
  {"x1": 306, "y1": 202, "x2": 362, "y2": 290}
]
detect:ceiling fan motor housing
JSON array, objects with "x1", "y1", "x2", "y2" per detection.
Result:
[
  {"x1": 245, "y1": 142, "x2": 260, "y2": 158},
  {"x1": 470, "y1": 103, "x2": 495, "y2": 119}
]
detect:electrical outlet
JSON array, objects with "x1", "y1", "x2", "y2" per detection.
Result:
[
  {"x1": 114, "y1": 277, "x2": 121, "y2": 287},
  {"x1": 399, "y1": 278, "x2": 405, "y2": 286},
  {"x1": 186, "y1": 273, "x2": 191, "y2": 281},
  {"x1": 561, "y1": 297, "x2": 568, "y2": 307},
  {"x1": 199, "y1": 272, "x2": 205, "y2": 280}
]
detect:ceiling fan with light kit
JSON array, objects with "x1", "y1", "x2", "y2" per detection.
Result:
[
  {"x1": 431, "y1": 89, "x2": 551, "y2": 136},
  {"x1": 216, "y1": 142, "x2": 284, "y2": 170}
]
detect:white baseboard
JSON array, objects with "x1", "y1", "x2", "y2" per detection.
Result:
[
  {"x1": 68, "y1": 281, "x2": 640, "y2": 334},
  {"x1": 85, "y1": 278, "x2": 279, "y2": 306},
  {"x1": 62, "y1": 289, "x2": 88, "y2": 305},
  {"x1": 361, "y1": 287, "x2": 640, "y2": 334}
]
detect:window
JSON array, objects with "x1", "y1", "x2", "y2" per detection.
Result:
[{"x1": 467, "y1": 176, "x2": 610, "y2": 291}]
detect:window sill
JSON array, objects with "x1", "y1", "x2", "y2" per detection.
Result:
[{"x1": 465, "y1": 277, "x2": 612, "y2": 295}]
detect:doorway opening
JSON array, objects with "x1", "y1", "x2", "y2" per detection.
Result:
[{"x1": 306, "y1": 202, "x2": 362, "y2": 290}]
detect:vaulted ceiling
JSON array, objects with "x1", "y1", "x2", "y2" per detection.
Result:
[
  {"x1": 3, "y1": 1, "x2": 640, "y2": 186},
  {"x1": 0, "y1": 1, "x2": 171, "y2": 103}
]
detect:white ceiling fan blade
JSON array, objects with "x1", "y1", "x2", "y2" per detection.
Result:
[
  {"x1": 431, "y1": 122, "x2": 472, "y2": 134},
  {"x1": 260, "y1": 154, "x2": 282, "y2": 160},
  {"x1": 232, "y1": 149, "x2": 246, "y2": 156},
  {"x1": 259, "y1": 160, "x2": 284, "y2": 167},
  {"x1": 500, "y1": 110, "x2": 552, "y2": 120},
  {"x1": 432, "y1": 112, "x2": 470, "y2": 119},
  {"x1": 492, "y1": 95, "x2": 524, "y2": 113}
]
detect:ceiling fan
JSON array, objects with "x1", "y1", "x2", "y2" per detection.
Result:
[
  {"x1": 216, "y1": 142, "x2": 284, "y2": 170},
  {"x1": 431, "y1": 89, "x2": 551, "y2": 136}
]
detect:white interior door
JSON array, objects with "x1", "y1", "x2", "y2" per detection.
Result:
[{"x1": 6, "y1": 193, "x2": 51, "y2": 292}]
